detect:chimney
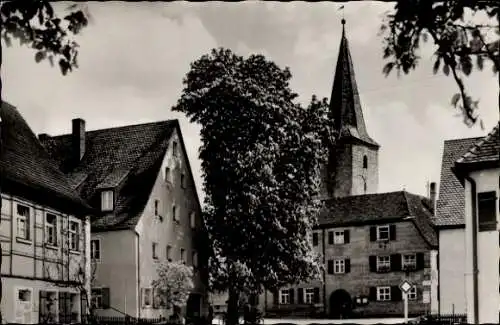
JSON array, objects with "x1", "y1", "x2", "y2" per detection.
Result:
[
  {"x1": 38, "y1": 133, "x2": 50, "y2": 142},
  {"x1": 72, "y1": 118, "x2": 86, "y2": 162},
  {"x1": 429, "y1": 182, "x2": 437, "y2": 213}
]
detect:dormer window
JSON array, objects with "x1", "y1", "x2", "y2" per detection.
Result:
[
  {"x1": 101, "y1": 190, "x2": 114, "y2": 212},
  {"x1": 172, "y1": 141, "x2": 178, "y2": 157}
]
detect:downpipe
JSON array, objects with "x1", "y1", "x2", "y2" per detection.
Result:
[{"x1": 465, "y1": 175, "x2": 479, "y2": 325}]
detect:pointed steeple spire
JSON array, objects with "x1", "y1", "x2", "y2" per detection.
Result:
[{"x1": 329, "y1": 19, "x2": 379, "y2": 147}]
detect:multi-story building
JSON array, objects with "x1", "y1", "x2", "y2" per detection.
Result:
[
  {"x1": 261, "y1": 19, "x2": 438, "y2": 318},
  {"x1": 40, "y1": 118, "x2": 208, "y2": 319},
  {"x1": 452, "y1": 122, "x2": 499, "y2": 324},
  {"x1": 0, "y1": 102, "x2": 93, "y2": 324}
]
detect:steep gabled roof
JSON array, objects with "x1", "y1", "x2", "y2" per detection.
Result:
[
  {"x1": 434, "y1": 137, "x2": 483, "y2": 228},
  {"x1": 317, "y1": 191, "x2": 437, "y2": 247},
  {"x1": 329, "y1": 20, "x2": 378, "y2": 148},
  {"x1": 0, "y1": 102, "x2": 91, "y2": 216},
  {"x1": 40, "y1": 119, "x2": 180, "y2": 231},
  {"x1": 456, "y1": 122, "x2": 499, "y2": 168}
]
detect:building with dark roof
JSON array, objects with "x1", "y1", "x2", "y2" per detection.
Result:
[
  {"x1": 39, "y1": 116, "x2": 208, "y2": 319},
  {"x1": 0, "y1": 102, "x2": 93, "y2": 324},
  {"x1": 259, "y1": 20, "x2": 439, "y2": 319},
  {"x1": 452, "y1": 122, "x2": 499, "y2": 324}
]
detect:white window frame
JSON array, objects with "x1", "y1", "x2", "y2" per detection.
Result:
[
  {"x1": 333, "y1": 231, "x2": 345, "y2": 244},
  {"x1": 377, "y1": 286, "x2": 391, "y2": 301},
  {"x1": 376, "y1": 255, "x2": 391, "y2": 271},
  {"x1": 180, "y1": 248, "x2": 186, "y2": 264},
  {"x1": 91, "y1": 288, "x2": 103, "y2": 309},
  {"x1": 16, "y1": 204, "x2": 30, "y2": 241},
  {"x1": 166, "y1": 245, "x2": 172, "y2": 261},
  {"x1": 190, "y1": 212, "x2": 196, "y2": 229},
  {"x1": 304, "y1": 288, "x2": 314, "y2": 304},
  {"x1": 142, "y1": 288, "x2": 153, "y2": 308},
  {"x1": 152, "y1": 242, "x2": 158, "y2": 260},
  {"x1": 407, "y1": 286, "x2": 417, "y2": 301},
  {"x1": 91, "y1": 239, "x2": 101, "y2": 262},
  {"x1": 279, "y1": 289, "x2": 290, "y2": 304},
  {"x1": 377, "y1": 225, "x2": 390, "y2": 241},
  {"x1": 192, "y1": 250, "x2": 198, "y2": 268},
  {"x1": 45, "y1": 213, "x2": 58, "y2": 247},
  {"x1": 69, "y1": 220, "x2": 80, "y2": 252},
  {"x1": 334, "y1": 258, "x2": 345, "y2": 274},
  {"x1": 101, "y1": 190, "x2": 114, "y2": 212},
  {"x1": 402, "y1": 254, "x2": 417, "y2": 270}
]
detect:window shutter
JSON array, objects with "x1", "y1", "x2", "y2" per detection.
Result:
[
  {"x1": 389, "y1": 224, "x2": 397, "y2": 240},
  {"x1": 153, "y1": 288, "x2": 159, "y2": 309},
  {"x1": 369, "y1": 256, "x2": 376, "y2": 272},
  {"x1": 478, "y1": 191, "x2": 497, "y2": 231},
  {"x1": 345, "y1": 258, "x2": 351, "y2": 273},
  {"x1": 390, "y1": 254, "x2": 401, "y2": 271},
  {"x1": 416, "y1": 252, "x2": 425, "y2": 270},
  {"x1": 391, "y1": 286, "x2": 402, "y2": 301},
  {"x1": 417, "y1": 287, "x2": 423, "y2": 302},
  {"x1": 368, "y1": 287, "x2": 377, "y2": 301},
  {"x1": 289, "y1": 289, "x2": 295, "y2": 304},
  {"x1": 327, "y1": 260, "x2": 334, "y2": 274},
  {"x1": 102, "y1": 288, "x2": 110, "y2": 309},
  {"x1": 328, "y1": 231, "x2": 333, "y2": 245},
  {"x1": 312, "y1": 233, "x2": 318, "y2": 246},
  {"x1": 273, "y1": 290, "x2": 279, "y2": 305},
  {"x1": 344, "y1": 230, "x2": 350, "y2": 243},
  {"x1": 313, "y1": 288, "x2": 320, "y2": 304},
  {"x1": 369, "y1": 227, "x2": 377, "y2": 241},
  {"x1": 297, "y1": 288, "x2": 304, "y2": 304}
]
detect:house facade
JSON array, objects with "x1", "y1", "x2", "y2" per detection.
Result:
[
  {"x1": 0, "y1": 102, "x2": 92, "y2": 324},
  {"x1": 40, "y1": 118, "x2": 208, "y2": 319},
  {"x1": 452, "y1": 123, "x2": 499, "y2": 324},
  {"x1": 433, "y1": 136, "x2": 483, "y2": 315},
  {"x1": 261, "y1": 20, "x2": 439, "y2": 319}
]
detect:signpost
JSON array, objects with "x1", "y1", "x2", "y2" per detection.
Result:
[{"x1": 399, "y1": 280, "x2": 413, "y2": 323}]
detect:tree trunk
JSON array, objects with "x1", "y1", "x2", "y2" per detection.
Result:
[{"x1": 226, "y1": 288, "x2": 240, "y2": 325}]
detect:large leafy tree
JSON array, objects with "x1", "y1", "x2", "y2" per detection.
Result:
[
  {"x1": 379, "y1": 0, "x2": 499, "y2": 127},
  {"x1": 0, "y1": 1, "x2": 88, "y2": 322},
  {"x1": 173, "y1": 48, "x2": 334, "y2": 325},
  {"x1": 152, "y1": 261, "x2": 195, "y2": 309}
]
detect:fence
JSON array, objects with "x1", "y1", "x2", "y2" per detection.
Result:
[{"x1": 421, "y1": 313, "x2": 468, "y2": 324}]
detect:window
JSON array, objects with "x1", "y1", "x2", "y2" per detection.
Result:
[
  {"x1": 91, "y1": 239, "x2": 101, "y2": 261},
  {"x1": 16, "y1": 204, "x2": 30, "y2": 240},
  {"x1": 407, "y1": 286, "x2": 417, "y2": 301},
  {"x1": 181, "y1": 173, "x2": 186, "y2": 188},
  {"x1": 377, "y1": 256, "x2": 391, "y2": 272},
  {"x1": 172, "y1": 141, "x2": 178, "y2": 157},
  {"x1": 304, "y1": 288, "x2": 314, "y2": 304},
  {"x1": 180, "y1": 248, "x2": 186, "y2": 264},
  {"x1": 402, "y1": 254, "x2": 417, "y2": 270},
  {"x1": 16, "y1": 288, "x2": 33, "y2": 324},
  {"x1": 478, "y1": 191, "x2": 497, "y2": 231},
  {"x1": 39, "y1": 290, "x2": 58, "y2": 323},
  {"x1": 279, "y1": 289, "x2": 290, "y2": 304},
  {"x1": 154, "y1": 200, "x2": 159, "y2": 216},
  {"x1": 173, "y1": 205, "x2": 178, "y2": 222},
  {"x1": 166, "y1": 245, "x2": 172, "y2": 261},
  {"x1": 164, "y1": 167, "x2": 171, "y2": 183},
  {"x1": 377, "y1": 287, "x2": 391, "y2": 301},
  {"x1": 190, "y1": 212, "x2": 196, "y2": 229},
  {"x1": 152, "y1": 242, "x2": 158, "y2": 260},
  {"x1": 377, "y1": 225, "x2": 390, "y2": 241},
  {"x1": 142, "y1": 288, "x2": 153, "y2": 308},
  {"x1": 334, "y1": 231, "x2": 345, "y2": 244},
  {"x1": 334, "y1": 259, "x2": 345, "y2": 274},
  {"x1": 101, "y1": 190, "x2": 114, "y2": 211},
  {"x1": 58, "y1": 292, "x2": 79, "y2": 324},
  {"x1": 91, "y1": 288, "x2": 109, "y2": 309},
  {"x1": 69, "y1": 221, "x2": 80, "y2": 251},
  {"x1": 45, "y1": 213, "x2": 57, "y2": 246},
  {"x1": 312, "y1": 232, "x2": 319, "y2": 246},
  {"x1": 363, "y1": 155, "x2": 368, "y2": 169},
  {"x1": 192, "y1": 250, "x2": 198, "y2": 268}
]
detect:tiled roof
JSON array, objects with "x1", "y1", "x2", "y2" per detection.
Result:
[
  {"x1": 329, "y1": 24, "x2": 379, "y2": 148},
  {"x1": 0, "y1": 102, "x2": 91, "y2": 216},
  {"x1": 40, "y1": 119, "x2": 178, "y2": 231},
  {"x1": 456, "y1": 122, "x2": 499, "y2": 166},
  {"x1": 317, "y1": 191, "x2": 437, "y2": 247},
  {"x1": 434, "y1": 137, "x2": 483, "y2": 227}
]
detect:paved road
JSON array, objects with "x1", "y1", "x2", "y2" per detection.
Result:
[{"x1": 213, "y1": 317, "x2": 416, "y2": 325}]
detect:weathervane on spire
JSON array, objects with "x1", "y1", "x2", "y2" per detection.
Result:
[{"x1": 339, "y1": 5, "x2": 345, "y2": 25}]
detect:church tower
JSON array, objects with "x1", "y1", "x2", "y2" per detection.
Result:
[{"x1": 323, "y1": 19, "x2": 380, "y2": 198}]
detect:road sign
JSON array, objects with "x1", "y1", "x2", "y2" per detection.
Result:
[{"x1": 399, "y1": 280, "x2": 413, "y2": 293}]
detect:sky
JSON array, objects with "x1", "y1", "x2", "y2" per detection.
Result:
[{"x1": 2, "y1": 1, "x2": 499, "y2": 204}]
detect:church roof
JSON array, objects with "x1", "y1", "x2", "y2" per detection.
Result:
[
  {"x1": 329, "y1": 20, "x2": 379, "y2": 148},
  {"x1": 0, "y1": 101, "x2": 91, "y2": 216}
]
